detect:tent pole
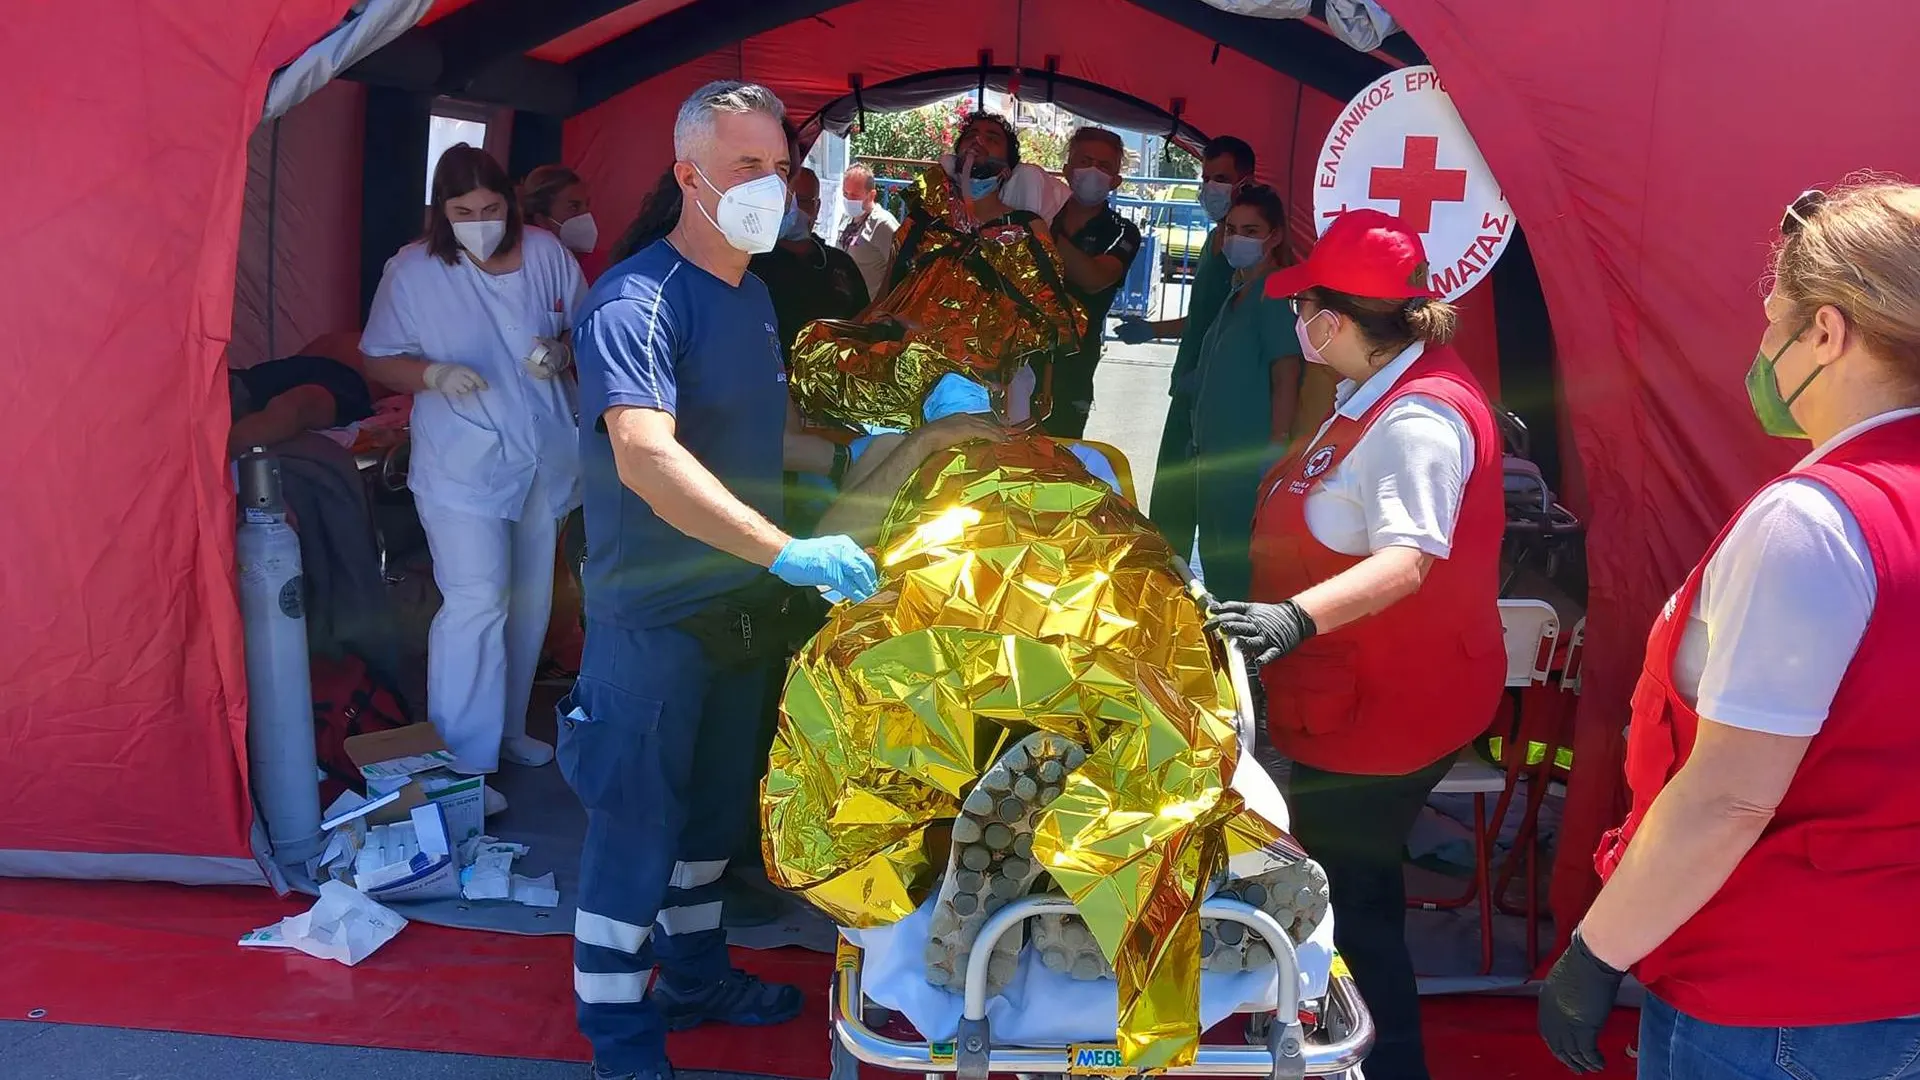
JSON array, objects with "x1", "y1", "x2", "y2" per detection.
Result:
[{"x1": 265, "y1": 118, "x2": 281, "y2": 363}]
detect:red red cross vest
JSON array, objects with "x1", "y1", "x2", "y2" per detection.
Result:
[
  {"x1": 1596, "y1": 413, "x2": 1920, "y2": 1026},
  {"x1": 1248, "y1": 344, "x2": 1505, "y2": 776}
]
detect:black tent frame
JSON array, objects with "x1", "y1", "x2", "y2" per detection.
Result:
[{"x1": 341, "y1": 0, "x2": 1423, "y2": 116}]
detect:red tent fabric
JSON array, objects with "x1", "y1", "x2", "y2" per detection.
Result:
[
  {"x1": 6, "y1": 0, "x2": 1920, "y2": 956},
  {"x1": 0, "y1": 0, "x2": 355, "y2": 881},
  {"x1": 1392, "y1": 0, "x2": 1920, "y2": 942}
]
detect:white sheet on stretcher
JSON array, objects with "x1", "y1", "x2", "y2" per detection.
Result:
[
  {"x1": 844, "y1": 735, "x2": 1332, "y2": 1045},
  {"x1": 844, "y1": 895, "x2": 1334, "y2": 1046}
]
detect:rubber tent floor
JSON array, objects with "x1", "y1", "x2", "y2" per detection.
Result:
[{"x1": 0, "y1": 876, "x2": 1639, "y2": 1077}]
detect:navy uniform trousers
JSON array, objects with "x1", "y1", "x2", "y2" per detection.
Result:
[{"x1": 557, "y1": 619, "x2": 769, "y2": 1074}]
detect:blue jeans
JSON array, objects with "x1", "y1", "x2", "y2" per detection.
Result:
[
  {"x1": 1639, "y1": 994, "x2": 1920, "y2": 1080},
  {"x1": 559, "y1": 621, "x2": 769, "y2": 1074}
]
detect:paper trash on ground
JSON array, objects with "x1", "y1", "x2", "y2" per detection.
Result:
[
  {"x1": 511, "y1": 872, "x2": 560, "y2": 908},
  {"x1": 239, "y1": 881, "x2": 407, "y2": 966}
]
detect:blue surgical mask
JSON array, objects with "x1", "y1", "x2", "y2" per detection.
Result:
[
  {"x1": 779, "y1": 202, "x2": 813, "y2": 242},
  {"x1": 1223, "y1": 233, "x2": 1267, "y2": 270},
  {"x1": 967, "y1": 173, "x2": 1003, "y2": 200},
  {"x1": 1200, "y1": 181, "x2": 1235, "y2": 223}
]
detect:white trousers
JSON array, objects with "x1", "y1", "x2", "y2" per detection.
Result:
[{"x1": 417, "y1": 474, "x2": 559, "y2": 773}]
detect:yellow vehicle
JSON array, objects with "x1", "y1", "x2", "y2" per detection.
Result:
[{"x1": 1150, "y1": 185, "x2": 1212, "y2": 282}]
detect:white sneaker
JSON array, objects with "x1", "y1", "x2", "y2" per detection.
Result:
[
  {"x1": 483, "y1": 786, "x2": 510, "y2": 817},
  {"x1": 501, "y1": 734, "x2": 554, "y2": 767},
  {"x1": 926, "y1": 730, "x2": 1086, "y2": 995}
]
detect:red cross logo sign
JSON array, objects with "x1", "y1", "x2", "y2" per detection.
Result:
[
  {"x1": 1303, "y1": 446, "x2": 1337, "y2": 479},
  {"x1": 1312, "y1": 65, "x2": 1514, "y2": 302},
  {"x1": 1368, "y1": 136, "x2": 1468, "y2": 232}
]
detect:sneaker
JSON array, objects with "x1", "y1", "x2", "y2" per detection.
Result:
[
  {"x1": 502, "y1": 733, "x2": 555, "y2": 767},
  {"x1": 1033, "y1": 857, "x2": 1332, "y2": 979},
  {"x1": 651, "y1": 969, "x2": 803, "y2": 1031},
  {"x1": 926, "y1": 730, "x2": 1086, "y2": 995},
  {"x1": 590, "y1": 1063, "x2": 673, "y2": 1080}
]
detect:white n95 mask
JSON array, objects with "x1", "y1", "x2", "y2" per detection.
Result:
[
  {"x1": 452, "y1": 219, "x2": 506, "y2": 261},
  {"x1": 556, "y1": 212, "x2": 598, "y2": 253},
  {"x1": 692, "y1": 163, "x2": 786, "y2": 254}
]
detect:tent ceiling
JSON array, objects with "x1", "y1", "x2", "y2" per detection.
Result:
[{"x1": 342, "y1": 0, "x2": 1412, "y2": 117}]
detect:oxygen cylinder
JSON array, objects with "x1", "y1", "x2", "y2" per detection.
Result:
[{"x1": 235, "y1": 448, "x2": 325, "y2": 866}]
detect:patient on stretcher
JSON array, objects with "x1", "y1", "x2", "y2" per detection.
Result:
[{"x1": 768, "y1": 368, "x2": 1331, "y2": 1067}]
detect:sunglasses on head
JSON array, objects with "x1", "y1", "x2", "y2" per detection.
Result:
[{"x1": 1781, "y1": 189, "x2": 1828, "y2": 238}]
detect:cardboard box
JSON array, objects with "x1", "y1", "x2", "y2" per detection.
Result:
[
  {"x1": 343, "y1": 725, "x2": 486, "y2": 845},
  {"x1": 356, "y1": 802, "x2": 461, "y2": 902}
]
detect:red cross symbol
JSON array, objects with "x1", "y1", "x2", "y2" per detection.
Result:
[{"x1": 1368, "y1": 135, "x2": 1467, "y2": 232}]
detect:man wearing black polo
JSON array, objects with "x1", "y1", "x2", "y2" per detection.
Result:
[
  {"x1": 1043, "y1": 126, "x2": 1142, "y2": 440},
  {"x1": 750, "y1": 165, "x2": 870, "y2": 354}
]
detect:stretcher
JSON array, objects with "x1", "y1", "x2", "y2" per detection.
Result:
[{"x1": 824, "y1": 558, "x2": 1375, "y2": 1079}]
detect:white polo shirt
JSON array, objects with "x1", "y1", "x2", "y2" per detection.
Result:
[
  {"x1": 1293, "y1": 341, "x2": 1478, "y2": 558},
  {"x1": 1669, "y1": 407, "x2": 1920, "y2": 737}
]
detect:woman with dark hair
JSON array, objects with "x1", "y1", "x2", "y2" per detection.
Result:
[
  {"x1": 359, "y1": 143, "x2": 588, "y2": 790},
  {"x1": 1183, "y1": 182, "x2": 1331, "y2": 601},
  {"x1": 1206, "y1": 208, "x2": 1506, "y2": 1080},
  {"x1": 521, "y1": 163, "x2": 597, "y2": 254},
  {"x1": 608, "y1": 168, "x2": 682, "y2": 264}
]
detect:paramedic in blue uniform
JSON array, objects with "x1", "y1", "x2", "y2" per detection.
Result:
[{"x1": 562, "y1": 80, "x2": 878, "y2": 1080}]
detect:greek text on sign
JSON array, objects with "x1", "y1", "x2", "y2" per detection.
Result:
[{"x1": 1314, "y1": 65, "x2": 1513, "y2": 302}]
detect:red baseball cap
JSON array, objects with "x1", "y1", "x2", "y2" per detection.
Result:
[{"x1": 1263, "y1": 208, "x2": 1441, "y2": 301}]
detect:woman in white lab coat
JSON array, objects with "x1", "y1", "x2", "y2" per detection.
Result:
[{"x1": 361, "y1": 143, "x2": 586, "y2": 781}]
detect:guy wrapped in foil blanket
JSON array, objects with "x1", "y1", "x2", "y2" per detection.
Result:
[{"x1": 766, "y1": 160, "x2": 1330, "y2": 1068}]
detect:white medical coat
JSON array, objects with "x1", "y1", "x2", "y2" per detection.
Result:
[{"x1": 361, "y1": 228, "x2": 587, "y2": 522}]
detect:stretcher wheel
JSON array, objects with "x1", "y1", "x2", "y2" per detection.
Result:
[{"x1": 831, "y1": 1032, "x2": 861, "y2": 1080}]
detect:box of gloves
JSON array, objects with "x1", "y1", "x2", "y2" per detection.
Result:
[
  {"x1": 342, "y1": 724, "x2": 487, "y2": 845},
  {"x1": 310, "y1": 798, "x2": 462, "y2": 902}
]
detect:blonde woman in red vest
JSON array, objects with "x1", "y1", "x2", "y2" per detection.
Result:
[
  {"x1": 1536, "y1": 180, "x2": 1920, "y2": 1078},
  {"x1": 1208, "y1": 209, "x2": 1506, "y2": 1080}
]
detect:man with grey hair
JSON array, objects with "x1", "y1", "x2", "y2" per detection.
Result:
[
  {"x1": 836, "y1": 161, "x2": 898, "y2": 297},
  {"x1": 563, "y1": 79, "x2": 877, "y2": 1080},
  {"x1": 1045, "y1": 125, "x2": 1142, "y2": 438}
]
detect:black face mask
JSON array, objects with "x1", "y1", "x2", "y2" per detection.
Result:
[{"x1": 968, "y1": 157, "x2": 1009, "y2": 180}]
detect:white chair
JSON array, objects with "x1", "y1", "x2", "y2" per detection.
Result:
[
  {"x1": 1559, "y1": 616, "x2": 1586, "y2": 695},
  {"x1": 1499, "y1": 598, "x2": 1560, "y2": 688},
  {"x1": 1411, "y1": 599, "x2": 1562, "y2": 974}
]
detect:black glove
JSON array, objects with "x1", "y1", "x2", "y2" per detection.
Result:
[
  {"x1": 1538, "y1": 930, "x2": 1626, "y2": 1073},
  {"x1": 1203, "y1": 599, "x2": 1318, "y2": 667}
]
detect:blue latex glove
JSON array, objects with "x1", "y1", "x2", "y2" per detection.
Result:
[
  {"x1": 1114, "y1": 317, "x2": 1155, "y2": 345},
  {"x1": 770, "y1": 535, "x2": 878, "y2": 603}
]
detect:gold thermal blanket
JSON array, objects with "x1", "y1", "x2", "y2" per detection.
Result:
[
  {"x1": 764, "y1": 435, "x2": 1290, "y2": 1068},
  {"x1": 786, "y1": 165, "x2": 1086, "y2": 432}
]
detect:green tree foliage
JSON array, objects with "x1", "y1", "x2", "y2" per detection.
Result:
[{"x1": 849, "y1": 97, "x2": 1073, "y2": 178}]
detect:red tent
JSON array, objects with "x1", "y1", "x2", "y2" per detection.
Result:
[{"x1": 6, "y1": 0, "x2": 1918, "y2": 950}]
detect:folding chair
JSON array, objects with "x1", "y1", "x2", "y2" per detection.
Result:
[{"x1": 1408, "y1": 599, "x2": 1559, "y2": 975}]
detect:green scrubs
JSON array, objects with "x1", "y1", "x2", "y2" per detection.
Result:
[
  {"x1": 1149, "y1": 230, "x2": 1233, "y2": 555},
  {"x1": 1187, "y1": 269, "x2": 1301, "y2": 601}
]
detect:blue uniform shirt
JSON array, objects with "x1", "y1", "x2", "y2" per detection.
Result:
[{"x1": 574, "y1": 239, "x2": 789, "y2": 629}]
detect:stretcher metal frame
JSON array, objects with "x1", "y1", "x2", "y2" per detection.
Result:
[{"x1": 825, "y1": 561, "x2": 1374, "y2": 1079}]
